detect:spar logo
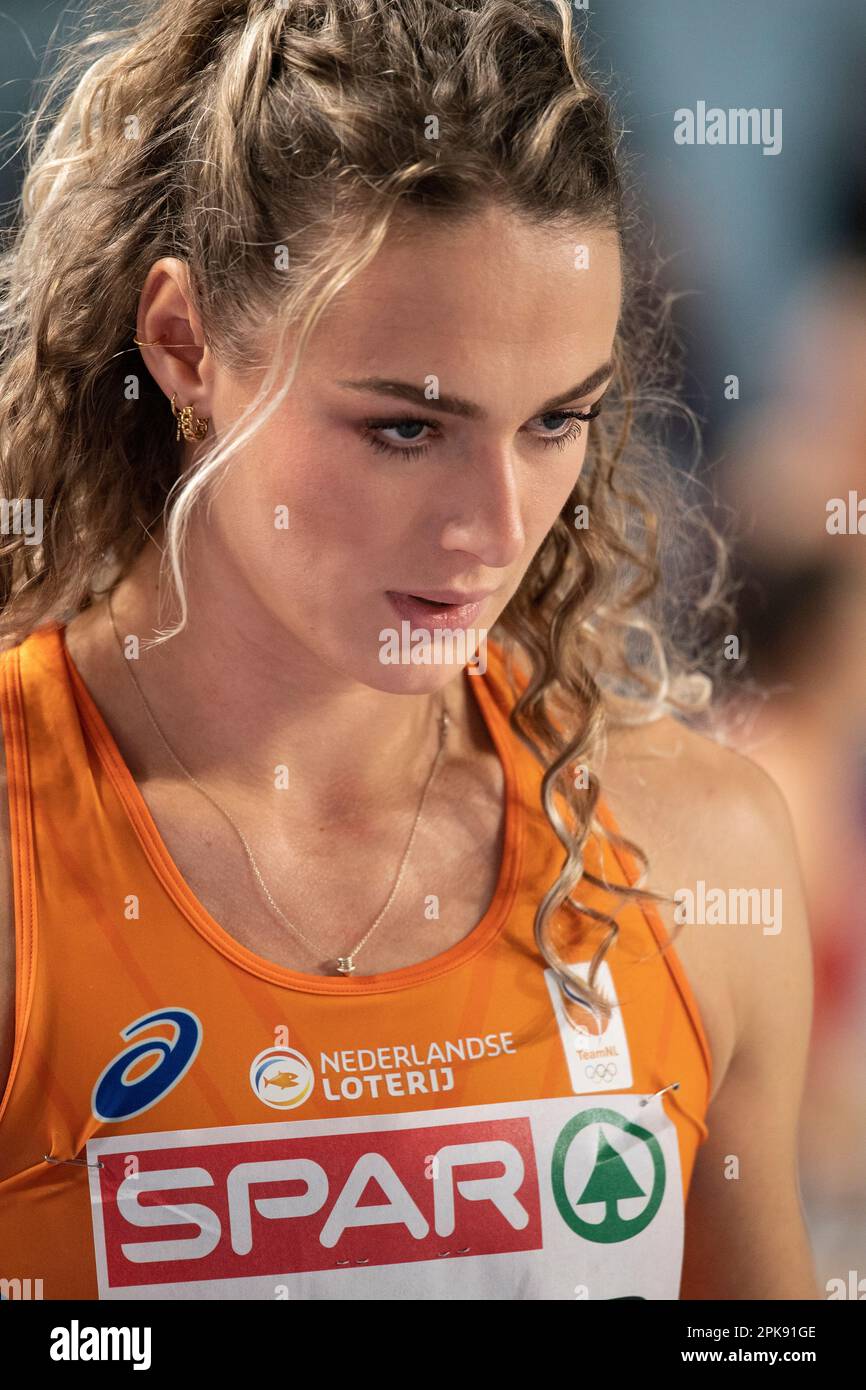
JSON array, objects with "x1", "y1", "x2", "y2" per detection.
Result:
[
  {"x1": 92, "y1": 1008, "x2": 203, "y2": 1122},
  {"x1": 552, "y1": 1107, "x2": 665, "y2": 1243},
  {"x1": 87, "y1": 1112, "x2": 543, "y2": 1292},
  {"x1": 250, "y1": 1046, "x2": 315, "y2": 1110}
]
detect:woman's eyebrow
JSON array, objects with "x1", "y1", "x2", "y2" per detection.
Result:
[{"x1": 334, "y1": 360, "x2": 615, "y2": 420}]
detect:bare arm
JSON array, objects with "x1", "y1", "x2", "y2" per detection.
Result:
[
  {"x1": 601, "y1": 716, "x2": 821, "y2": 1300},
  {"x1": 0, "y1": 724, "x2": 14, "y2": 1108},
  {"x1": 679, "y1": 764, "x2": 820, "y2": 1299}
]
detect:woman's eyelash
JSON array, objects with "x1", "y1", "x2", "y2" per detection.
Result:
[{"x1": 360, "y1": 403, "x2": 604, "y2": 458}]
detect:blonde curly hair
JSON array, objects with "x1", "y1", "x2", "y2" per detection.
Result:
[{"x1": 0, "y1": 0, "x2": 735, "y2": 1018}]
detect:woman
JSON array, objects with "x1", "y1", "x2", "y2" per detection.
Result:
[{"x1": 0, "y1": 0, "x2": 817, "y2": 1300}]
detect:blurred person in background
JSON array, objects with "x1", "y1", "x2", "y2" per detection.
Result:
[
  {"x1": 595, "y1": 0, "x2": 866, "y2": 1292},
  {"x1": 720, "y1": 257, "x2": 866, "y2": 1289}
]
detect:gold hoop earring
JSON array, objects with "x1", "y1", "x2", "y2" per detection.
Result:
[{"x1": 170, "y1": 393, "x2": 210, "y2": 442}]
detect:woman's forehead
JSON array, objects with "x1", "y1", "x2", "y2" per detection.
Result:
[{"x1": 312, "y1": 214, "x2": 623, "y2": 369}]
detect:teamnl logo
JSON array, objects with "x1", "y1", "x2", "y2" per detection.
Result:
[{"x1": 378, "y1": 621, "x2": 488, "y2": 675}]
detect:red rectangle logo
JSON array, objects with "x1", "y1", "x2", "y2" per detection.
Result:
[{"x1": 94, "y1": 1115, "x2": 541, "y2": 1289}]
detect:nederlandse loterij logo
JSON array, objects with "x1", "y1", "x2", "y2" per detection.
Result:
[
  {"x1": 249, "y1": 1045, "x2": 315, "y2": 1109},
  {"x1": 91, "y1": 1007, "x2": 203, "y2": 1122}
]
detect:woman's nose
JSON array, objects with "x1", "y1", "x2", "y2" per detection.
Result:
[{"x1": 437, "y1": 448, "x2": 527, "y2": 568}]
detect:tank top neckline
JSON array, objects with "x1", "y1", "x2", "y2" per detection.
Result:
[{"x1": 53, "y1": 621, "x2": 527, "y2": 996}]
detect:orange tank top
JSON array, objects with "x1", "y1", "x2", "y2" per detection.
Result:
[{"x1": 0, "y1": 621, "x2": 711, "y2": 1301}]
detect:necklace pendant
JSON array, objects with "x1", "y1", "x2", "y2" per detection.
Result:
[{"x1": 335, "y1": 955, "x2": 356, "y2": 975}]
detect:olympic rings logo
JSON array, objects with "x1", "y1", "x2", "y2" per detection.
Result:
[{"x1": 584, "y1": 1062, "x2": 617, "y2": 1082}]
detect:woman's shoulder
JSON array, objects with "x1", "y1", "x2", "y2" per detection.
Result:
[
  {"x1": 600, "y1": 710, "x2": 797, "y2": 854},
  {"x1": 599, "y1": 711, "x2": 812, "y2": 1098},
  {"x1": 600, "y1": 711, "x2": 803, "y2": 898}
]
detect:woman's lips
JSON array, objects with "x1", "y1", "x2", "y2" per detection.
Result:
[{"x1": 386, "y1": 590, "x2": 487, "y2": 630}]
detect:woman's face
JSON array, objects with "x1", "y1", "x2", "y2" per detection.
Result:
[{"x1": 201, "y1": 204, "x2": 623, "y2": 690}]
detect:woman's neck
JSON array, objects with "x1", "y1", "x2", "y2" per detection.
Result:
[{"x1": 65, "y1": 527, "x2": 480, "y2": 830}]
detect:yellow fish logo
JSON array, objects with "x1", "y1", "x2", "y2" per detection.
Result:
[
  {"x1": 266, "y1": 1070, "x2": 299, "y2": 1090},
  {"x1": 250, "y1": 1046, "x2": 315, "y2": 1110}
]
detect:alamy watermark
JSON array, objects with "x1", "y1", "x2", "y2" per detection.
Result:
[
  {"x1": 674, "y1": 101, "x2": 782, "y2": 156},
  {"x1": 674, "y1": 880, "x2": 782, "y2": 935},
  {"x1": 0, "y1": 497, "x2": 43, "y2": 545},
  {"x1": 379, "y1": 622, "x2": 488, "y2": 674},
  {"x1": 49, "y1": 1320, "x2": 151, "y2": 1370},
  {"x1": 826, "y1": 491, "x2": 866, "y2": 534},
  {"x1": 0, "y1": 1276, "x2": 43, "y2": 1299}
]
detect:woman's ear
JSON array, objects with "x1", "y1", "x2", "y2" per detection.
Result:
[{"x1": 135, "y1": 256, "x2": 213, "y2": 407}]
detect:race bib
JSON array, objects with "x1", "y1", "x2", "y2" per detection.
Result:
[{"x1": 87, "y1": 1093, "x2": 684, "y2": 1300}]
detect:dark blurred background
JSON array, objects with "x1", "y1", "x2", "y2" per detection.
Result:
[{"x1": 1, "y1": 0, "x2": 864, "y2": 1296}]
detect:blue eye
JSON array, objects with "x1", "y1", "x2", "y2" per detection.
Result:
[
  {"x1": 360, "y1": 418, "x2": 437, "y2": 455},
  {"x1": 361, "y1": 402, "x2": 602, "y2": 458},
  {"x1": 528, "y1": 406, "x2": 602, "y2": 450},
  {"x1": 369, "y1": 420, "x2": 431, "y2": 448}
]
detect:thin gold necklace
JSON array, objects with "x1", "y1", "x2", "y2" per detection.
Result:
[{"x1": 106, "y1": 590, "x2": 449, "y2": 975}]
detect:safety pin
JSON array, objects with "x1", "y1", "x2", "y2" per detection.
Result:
[
  {"x1": 638, "y1": 1081, "x2": 680, "y2": 1107},
  {"x1": 43, "y1": 1153, "x2": 104, "y2": 1169}
]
